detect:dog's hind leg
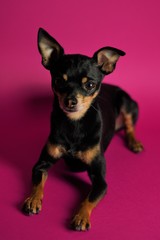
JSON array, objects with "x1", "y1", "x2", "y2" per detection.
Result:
[
  {"x1": 115, "y1": 89, "x2": 144, "y2": 153},
  {"x1": 122, "y1": 100, "x2": 144, "y2": 153}
]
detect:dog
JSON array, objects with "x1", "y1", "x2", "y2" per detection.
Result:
[{"x1": 23, "y1": 28, "x2": 143, "y2": 231}]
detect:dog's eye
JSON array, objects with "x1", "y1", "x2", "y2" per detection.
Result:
[{"x1": 84, "y1": 81, "x2": 96, "y2": 91}]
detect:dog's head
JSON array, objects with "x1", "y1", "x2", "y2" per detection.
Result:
[{"x1": 38, "y1": 28, "x2": 125, "y2": 120}]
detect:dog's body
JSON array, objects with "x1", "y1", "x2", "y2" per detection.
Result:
[{"x1": 23, "y1": 28, "x2": 143, "y2": 231}]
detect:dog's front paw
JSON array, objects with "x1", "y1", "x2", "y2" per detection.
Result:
[
  {"x1": 22, "y1": 195, "x2": 42, "y2": 216},
  {"x1": 71, "y1": 212, "x2": 91, "y2": 231}
]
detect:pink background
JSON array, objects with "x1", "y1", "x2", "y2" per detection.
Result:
[{"x1": 0, "y1": 0, "x2": 160, "y2": 239}]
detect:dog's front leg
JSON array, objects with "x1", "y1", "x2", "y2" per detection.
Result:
[
  {"x1": 23, "y1": 142, "x2": 65, "y2": 215},
  {"x1": 71, "y1": 155, "x2": 107, "y2": 231}
]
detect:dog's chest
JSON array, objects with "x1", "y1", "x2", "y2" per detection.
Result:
[
  {"x1": 56, "y1": 116, "x2": 101, "y2": 152},
  {"x1": 63, "y1": 123, "x2": 88, "y2": 150}
]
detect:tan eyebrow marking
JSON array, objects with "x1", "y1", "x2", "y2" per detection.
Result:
[
  {"x1": 63, "y1": 74, "x2": 68, "y2": 81},
  {"x1": 82, "y1": 77, "x2": 88, "y2": 84}
]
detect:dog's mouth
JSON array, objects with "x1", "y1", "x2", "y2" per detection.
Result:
[
  {"x1": 61, "y1": 105, "x2": 84, "y2": 113},
  {"x1": 63, "y1": 107, "x2": 78, "y2": 113}
]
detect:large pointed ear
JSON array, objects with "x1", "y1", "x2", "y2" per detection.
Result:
[
  {"x1": 93, "y1": 47, "x2": 126, "y2": 75},
  {"x1": 38, "y1": 28, "x2": 64, "y2": 69}
]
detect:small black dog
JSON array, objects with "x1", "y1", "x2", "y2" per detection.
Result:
[{"x1": 23, "y1": 28, "x2": 143, "y2": 231}]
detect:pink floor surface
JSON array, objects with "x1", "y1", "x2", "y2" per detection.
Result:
[{"x1": 1, "y1": 0, "x2": 160, "y2": 239}]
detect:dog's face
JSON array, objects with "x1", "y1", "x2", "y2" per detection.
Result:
[
  {"x1": 38, "y1": 28, "x2": 125, "y2": 120},
  {"x1": 49, "y1": 54, "x2": 103, "y2": 120}
]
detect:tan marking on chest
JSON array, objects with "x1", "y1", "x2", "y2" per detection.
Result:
[
  {"x1": 47, "y1": 142, "x2": 66, "y2": 159},
  {"x1": 75, "y1": 144, "x2": 100, "y2": 164}
]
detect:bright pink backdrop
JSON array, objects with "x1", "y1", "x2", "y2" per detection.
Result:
[{"x1": 0, "y1": 0, "x2": 160, "y2": 239}]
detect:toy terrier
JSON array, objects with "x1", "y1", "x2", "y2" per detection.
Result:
[{"x1": 23, "y1": 28, "x2": 143, "y2": 231}]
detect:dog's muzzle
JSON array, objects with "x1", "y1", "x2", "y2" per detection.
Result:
[{"x1": 63, "y1": 96, "x2": 78, "y2": 112}]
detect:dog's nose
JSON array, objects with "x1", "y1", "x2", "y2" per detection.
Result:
[{"x1": 65, "y1": 96, "x2": 77, "y2": 108}]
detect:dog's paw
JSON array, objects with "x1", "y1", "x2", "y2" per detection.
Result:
[
  {"x1": 128, "y1": 140, "x2": 144, "y2": 153},
  {"x1": 22, "y1": 195, "x2": 42, "y2": 216},
  {"x1": 71, "y1": 213, "x2": 91, "y2": 231}
]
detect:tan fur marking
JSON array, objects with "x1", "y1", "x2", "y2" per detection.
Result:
[
  {"x1": 123, "y1": 114, "x2": 134, "y2": 134},
  {"x1": 32, "y1": 172, "x2": 47, "y2": 198},
  {"x1": 80, "y1": 197, "x2": 101, "y2": 215},
  {"x1": 63, "y1": 74, "x2": 68, "y2": 81},
  {"x1": 47, "y1": 142, "x2": 66, "y2": 159},
  {"x1": 66, "y1": 109, "x2": 87, "y2": 121},
  {"x1": 82, "y1": 77, "x2": 88, "y2": 84},
  {"x1": 75, "y1": 144, "x2": 100, "y2": 164}
]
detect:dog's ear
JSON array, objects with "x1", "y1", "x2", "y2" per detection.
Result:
[
  {"x1": 38, "y1": 28, "x2": 64, "y2": 69},
  {"x1": 93, "y1": 47, "x2": 125, "y2": 75}
]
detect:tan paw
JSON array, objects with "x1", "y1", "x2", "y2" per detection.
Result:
[
  {"x1": 22, "y1": 195, "x2": 42, "y2": 215},
  {"x1": 71, "y1": 212, "x2": 91, "y2": 231}
]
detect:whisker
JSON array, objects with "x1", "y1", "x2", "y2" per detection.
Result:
[
  {"x1": 97, "y1": 95, "x2": 108, "y2": 102},
  {"x1": 91, "y1": 104, "x2": 99, "y2": 113}
]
